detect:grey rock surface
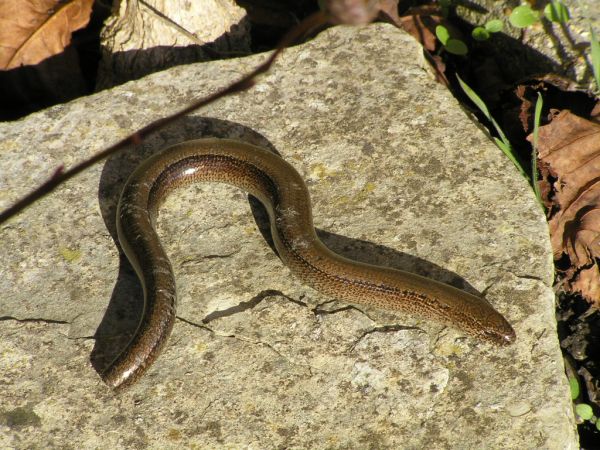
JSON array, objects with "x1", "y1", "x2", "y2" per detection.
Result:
[
  {"x1": 456, "y1": 0, "x2": 599, "y2": 91},
  {"x1": 0, "y1": 24, "x2": 577, "y2": 449}
]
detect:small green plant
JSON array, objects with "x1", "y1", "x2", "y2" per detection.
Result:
[
  {"x1": 456, "y1": 75, "x2": 527, "y2": 179},
  {"x1": 576, "y1": 403, "x2": 594, "y2": 421},
  {"x1": 436, "y1": 25, "x2": 468, "y2": 55},
  {"x1": 544, "y1": 0, "x2": 570, "y2": 23},
  {"x1": 569, "y1": 374, "x2": 600, "y2": 430},
  {"x1": 505, "y1": 1, "x2": 571, "y2": 28},
  {"x1": 472, "y1": 20, "x2": 503, "y2": 41},
  {"x1": 436, "y1": 1, "x2": 600, "y2": 194},
  {"x1": 509, "y1": 5, "x2": 540, "y2": 28},
  {"x1": 569, "y1": 376, "x2": 580, "y2": 400},
  {"x1": 438, "y1": 2, "x2": 573, "y2": 51}
]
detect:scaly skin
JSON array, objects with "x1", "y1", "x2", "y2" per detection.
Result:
[{"x1": 101, "y1": 138, "x2": 515, "y2": 390}]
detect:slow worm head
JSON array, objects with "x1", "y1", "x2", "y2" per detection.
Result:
[{"x1": 101, "y1": 138, "x2": 515, "y2": 389}]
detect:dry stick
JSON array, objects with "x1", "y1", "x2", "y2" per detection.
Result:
[{"x1": 0, "y1": 11, "x2": 329, "y2": 225}]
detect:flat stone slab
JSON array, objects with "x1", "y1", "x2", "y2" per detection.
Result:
[{"x1": 0, "y1": 24, "x2": 577, "y2": 448}]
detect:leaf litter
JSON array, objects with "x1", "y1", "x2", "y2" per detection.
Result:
[
  {"x1": 0, "y1": 0, "x2": 93, "y2": 70},
  {"x1": 531, "y1": 107, "x2": 600, "y2": 304}
]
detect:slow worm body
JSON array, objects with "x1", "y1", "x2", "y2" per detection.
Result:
[{"x1": 102, "y1": 138, "x2": 515, "y2": 389}]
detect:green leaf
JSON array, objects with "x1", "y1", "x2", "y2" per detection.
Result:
[
  {"x1": 456, "y1": 74, "x2": 527, "y2": 179},
  {"x1": 569, "y1": 376, "x2": 580, "y2": 400},
  {"x1": 533, "y1": 93, "x2": 542, "y2": 149},
  {"x1": 591, "y1": 27, "x2": 600, "y2": 92},
  {"x1": 532, "y1": 92, "x2": 543, "y2": 207},
  {"x1": 445, "y1": 38, "x2": 468, "y2": 55},
  {"x1": 597, "y1": 419, "x2": 600, "y2": 431},
  {"x1": 485, "y1": 19, "x2": 503, "y2": 33},
  {"x1": 436, "y1": 25, "x2": 450, "y2": 45},
  {"x1": 509, "y1": 5, "x2": 539, "y2": 28},
  {"x1": 575, "y1": 403, "x2": 594, "y2": 421},
  {"x1": 456, "y1": 75, "x2": 491, "y2": 117},
  {"x1": 544, "y1": 1, "x2": 570, "y2": 23},
  {"x1": 493, "y1": 137, "x2": 525, "y2": 176},
  {"x1": 494, "y1": 137, "x2": 512, "y2": 155},
  {"x1": 436, "y1": 25, "x2": 468, "y2": 55},
  {"x1": 472, "y1": 27, "x2": 490, "y2": 41}
]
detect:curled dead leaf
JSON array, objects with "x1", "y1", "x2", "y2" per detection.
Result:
[
  {"x1": 532, "y1": 110, "x2": 600, "y2": 303},
  {"x1": 0, "y1": 0, "x2": 93, "y2": 70},
  {"x1": 573, "y1": 265, "x2": 600, "y2": 302}
]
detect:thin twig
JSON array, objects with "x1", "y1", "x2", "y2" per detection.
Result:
[{"x1": 0, "y1": 11, "x2": 329, "y2": 225}]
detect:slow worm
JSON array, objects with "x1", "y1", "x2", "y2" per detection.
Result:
[{"x1": 102, "y1": 138, "x2": 515, "y2": 389}]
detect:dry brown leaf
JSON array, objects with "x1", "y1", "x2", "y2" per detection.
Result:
[
  {"x1": 573, "y1": 265, "x2": 600, "y2": 302},
  {"x1": 377, "y1": 0, "x2": 400, "y2": 25},
  {"x1": 0, "y1": 0, "x2": 93, "y2": 70},
  {"x1": 514, "y1": 84, "x2": 536, "y2": 133},
  {"x1": 533, "y1": 110, "x2": 600, "y2": 303}
]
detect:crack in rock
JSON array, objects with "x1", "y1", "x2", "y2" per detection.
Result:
[
  {"x1": 179, "y1": 249, "x2": 239, "y2": 267},
  {"x1": 311, "y1": 301, "x2": 375, "y2": 321},
  {"x1": 513, "y1": 273, "x2": 545, "y2": 282},
  {"x1": 177, "y1": 316, "x2": 314, "y2": 376},
  {"x1": 199, "y1": 398, "x2": 218, "y2": 421},
  {"x1": 348, "y1": 324, "x2": 424, "y2": 352},
  {"x1": 200, "y1": 289, "x2": 306, "y2": 324},
  {"x1": 0, "y1": 316, "x2": 70, "y2": 325}
]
